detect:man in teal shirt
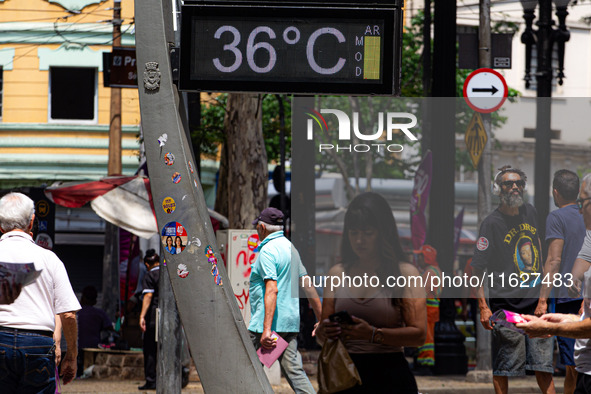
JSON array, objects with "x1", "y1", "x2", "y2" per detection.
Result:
[{"x1": 249, "y1": 207, "x2": 320, "y2": 394}]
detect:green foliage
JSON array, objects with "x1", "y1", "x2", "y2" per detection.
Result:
[
  {"x1": 261, "y1": 94, "x2": 292, "y2": 163},
  {"x1": 194, "y1": 94, "x2": 227, "y2": 159},
  {"x1": 400, "y1": 12, "x2": 426, "y2": 97},
  {"x1": 492, "y1": 20, "x2": 520, "y2": 35},
  {"x1": 194, "y1": 93, "x2": 291, "y2": 163}
]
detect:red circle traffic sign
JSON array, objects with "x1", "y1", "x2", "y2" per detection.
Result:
[{"x1": 463, "y1": 68, "x2": 508, "y2": 113}]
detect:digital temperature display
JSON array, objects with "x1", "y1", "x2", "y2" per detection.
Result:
[{"x1": 179, "y1": 5, "x2": 401, "y2": 95}]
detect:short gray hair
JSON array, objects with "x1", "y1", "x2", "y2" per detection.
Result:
[
  {"x1": 258, "y1": 221, "x2": 283, "y2": 233},
  {"x1": 0, "y1": 193, "x2": 35, "y2": 232},
  {"x1": 582, "y1": 173, "x2": 591, "y2": 196}
]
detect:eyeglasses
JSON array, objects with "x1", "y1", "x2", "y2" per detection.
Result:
[
  {"x1": 577, "y1": 197, "x2": 591, "y2": 210},
  {"x1": 500, "y1": 180, "x2": 526, "y2": 188}
]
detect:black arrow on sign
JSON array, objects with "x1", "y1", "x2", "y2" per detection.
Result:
[{"x1": 472, "y1": 85, "x2": 499, "y2": 95}]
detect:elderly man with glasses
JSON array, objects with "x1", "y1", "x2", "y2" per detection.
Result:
[{"x1": 471, "y1": 165, "x2": 555, "y2": 394}]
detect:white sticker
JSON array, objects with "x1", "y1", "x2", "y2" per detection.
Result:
[
  {"x1": 158, "y1": 133, "x2": 168, "y2": 147},
  {"x1": 177, "y1": 263, "x2": 189, "y2": 278},
  {"x1": 477, "y1": 236, "x2": 489, "y2": 251}
]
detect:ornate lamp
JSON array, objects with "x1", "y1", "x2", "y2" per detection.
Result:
[
  {"x1": 520, "y1": 0, "x2": 537, "y2": 88},
  {"x1": 553, "y1": 0, "x2": 571, "y2": 85},
  {"x1": 520, "y1": 0, "x2": 571, "y2": 88}
]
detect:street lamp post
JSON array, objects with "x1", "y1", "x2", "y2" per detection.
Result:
[{"x1": 519, "y1": 0, "x2": 570, "y2": 245}]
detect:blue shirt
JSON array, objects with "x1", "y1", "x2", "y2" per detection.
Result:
[
  {"x1": 248, "y1": 231, "x2": 307, "y2": 333},
  {"x1": 546, "y1": 204, "x2": 586, "y2": 302}
]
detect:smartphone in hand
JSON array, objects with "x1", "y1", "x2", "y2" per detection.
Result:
[{"x1": 329, "y1": 310, "x2": 354, "y2": 325}]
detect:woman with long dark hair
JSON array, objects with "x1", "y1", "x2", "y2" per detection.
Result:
[
  {"x1": 317, "y1": 192, "x2": 427, "y2": 393},
  {"x1": 164, "y1": 236, "x2": 176, "y2": 254},
  {"x1": 174, "y1": 236, "x2": 184, "y2": 254}
]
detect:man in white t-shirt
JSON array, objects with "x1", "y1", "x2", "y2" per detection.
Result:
[{"x1": 0, "y1": 192, "x2": 81, "y2": 393}]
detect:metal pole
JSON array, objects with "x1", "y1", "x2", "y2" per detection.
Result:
[
  {"x1": 108, "y1": 0, "x2": 122, "y2": 175},
  {"x1": 421, "y1": 0, "x2": 432, "y2": 156},
  {"x1": 101, "y1": 223, "x2": 119, "y2": 322},
  {"x1": 422, "y1": 0, "x2": 431, "y2": 98},
  {"x1": 157, "y1": 252, "x2": 182, "y2": 393},
  {"x1": 102, "y1": 0, "x2": 122, "y2": 325},
  {"x1": 291, "y1": 96, "x2": 316, "y2": 276},
  {"x1": 276, "y1": 94, "x2": 287, "y2": 217},
  {"x1": 472, "y1": 0, "x2": 493, "y2": 378},
  {"x1": 430, "y1": 0, "x2": 456, "y2": 275},
  {"x1": 534, "y1": 0, "x2": 553, "y2": 246},
  {"x1": 134, "y1": 0, "x2": 273, "y2": 391},
  {"x1": 431, "y1": 0, "x2": 466, "y2": 376}
]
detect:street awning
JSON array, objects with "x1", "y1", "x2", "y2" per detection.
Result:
[
  {"x1": 45, "y1": 175, "x2": 157, "y2": 239},
  {"x1": 45, "y1": 175, "x2": 229, "y2": 239}
]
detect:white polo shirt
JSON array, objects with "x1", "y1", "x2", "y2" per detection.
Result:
[{"x1": 0, "y1": 231, "x2": 80, "y2": 332}]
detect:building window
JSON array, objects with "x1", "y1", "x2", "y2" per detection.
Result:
[{"x1": 50, "y1": 67, "x2": 96, "y2": 121}]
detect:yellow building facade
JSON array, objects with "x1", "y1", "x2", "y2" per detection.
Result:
[{"x1": 0, "y1": 0, "x2": 140, "y2": 187}]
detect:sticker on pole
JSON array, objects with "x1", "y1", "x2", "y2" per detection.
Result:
[
  {"x1": 463, "y1": 68, "x2": 508, "y2": 113},
  {"x1": 247, "y1": 234, "x2": 259, "y2": 251},
  {"x1": 162, "y1": 197, "x2": 176, "y2": 214},
  {"x1": 161, "y1": 221, "x2": 188, "y2": 255},
  {"x1": 177, "y1": 263, "x2": 189, "y2": 278}
]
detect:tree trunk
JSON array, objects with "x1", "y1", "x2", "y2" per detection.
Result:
[{"x1": 223, "y1": 93, "x2": 268, "y2": 228}]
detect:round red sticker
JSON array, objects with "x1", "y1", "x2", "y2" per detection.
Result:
[
  {"x1": 247, "y1": 234, "x2": 259, "y2": 251},
  {"x1": 477, "y1": 236, "x2": 489, "y2": 251}
]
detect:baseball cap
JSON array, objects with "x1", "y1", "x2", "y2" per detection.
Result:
[
  {"x1": 413, "y1": 244, "x2": 437, "y2": 266},
  {"x1": 252, "y1": 207, "x2": 284, "y2": 226}
]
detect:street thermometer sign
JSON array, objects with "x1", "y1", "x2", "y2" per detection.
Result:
[
  {"x1": 179, "y1": 4, "x2": 402, "y2": 95},
  {"x1": 463, "y1": 68, "x2": 508, "y2": 113}
]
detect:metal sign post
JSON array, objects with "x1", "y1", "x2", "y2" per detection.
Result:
[{"x1": 134, "y1": 0, "x2": 272, "y2": 392}]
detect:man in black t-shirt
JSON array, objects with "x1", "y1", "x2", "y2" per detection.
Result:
[
  {"x1": 138, "y1": 249, "x2": 160, "y2": 390},
  {"x1": 471, "y1": 166, "x2": 555, "y2": 394}
]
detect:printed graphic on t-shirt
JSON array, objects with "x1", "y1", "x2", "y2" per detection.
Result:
[{"x1": 504, "y1": 223, "x2": 540, "y2": 285}]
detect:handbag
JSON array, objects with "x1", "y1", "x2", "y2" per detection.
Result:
[{"x1": 317, "y1": 338, "x2": 362, "y2": 394}]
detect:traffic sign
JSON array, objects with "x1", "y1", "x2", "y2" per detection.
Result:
[
  {"x1": 102, "y1": 47, "x2": 137, "y2": 88},
  {"x1": 464, "y1": 112, "x2": 488, "y2": 167},
  {"x1": 463, "y1": 68, "x2": 508, "y2": 113}
]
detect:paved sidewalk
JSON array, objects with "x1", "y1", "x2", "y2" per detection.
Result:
[
  {"x1": 416, "y1": 375, "x2": 564, "y2": 393},
  {"x1": 60, "y1": 375, "x2": 565, "y2": 393}
]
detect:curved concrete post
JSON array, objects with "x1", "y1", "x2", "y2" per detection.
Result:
[{"x1": 134, "y1": 0, "x2": 273, "y2": 392}]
